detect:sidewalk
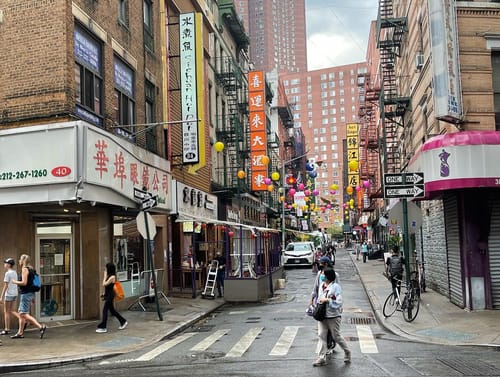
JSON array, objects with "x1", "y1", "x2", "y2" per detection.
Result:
[
  {"x1": 0, "y1": 295, "x2": 225, "y2": 373},
  {"x1": 348, "y1": 248, "x2": 500, "y2": 348}
]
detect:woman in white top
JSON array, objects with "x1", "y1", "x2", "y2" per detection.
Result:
[{"x1": 1, "y1": 258, "x2": 20, "y2": 336}]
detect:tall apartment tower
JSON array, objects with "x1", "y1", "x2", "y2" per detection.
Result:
[
  {"x1": 235, "y1": 0, "x2": 307, "y2": 73},
  {"x1": 282, "y1": 63, "x2": 367, "y2": 229}
]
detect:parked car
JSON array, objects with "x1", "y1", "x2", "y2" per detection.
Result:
[{"x1": 282, "y1": 242, "x2": 315, "y2": 267}]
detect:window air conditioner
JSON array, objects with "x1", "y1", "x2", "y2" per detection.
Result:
[{"x1": 415, "y1": 54, "x2": 424, "y2": 69}]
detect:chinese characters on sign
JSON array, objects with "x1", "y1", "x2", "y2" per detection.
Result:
[
  {"x1": 346, "y1": 123, "x2": 359, "y2": 189},
  {"x1": 180, "y1": 12, "x2": 200, "y2": 164},
  {"x1": 86, "y1": 128, "x2": 170, "y2": 210},
  {"x1": 248, "y1": 71, "x2": 268, "y2": 191}
]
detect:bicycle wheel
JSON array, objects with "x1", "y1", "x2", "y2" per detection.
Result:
[
  {"x1": 383, "y1": 292, "x2": 398, "y2": 317},
  {"x1": 403, "y1": 289, "x2": 420, "y2": 322}
]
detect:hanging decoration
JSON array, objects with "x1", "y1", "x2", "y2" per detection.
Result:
[
  {"x1": 271, "y1": 171, "x2": 280, "y2": 181},
  {"x1": 237, "y1": 170, "x2": 246, "y2": 179},
  {"x1": 346, "y1": 186, "x2": 353, "y2": 195},
  {"x1": 214, "y1": 141, "x2": 225, "y2": 152},
  {"x1": 261, "y1": 155, "x2": 270, "y2": 165},
  {"x1": 348, "y1": 160, "x2": 359, "y2": 172}
]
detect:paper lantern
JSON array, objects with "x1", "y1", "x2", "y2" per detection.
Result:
[
  {"x1": 298, "y1": 183, "x2": 305, "y2": 191},
  {"x1": 237, "y1": 170, "x2": 246, "y2": 179},
  {"x1": 279, "y1": 195, "x2": 285, "y2": 202},
  {"x1": 271, "y1": 171, "x2": 280, "y2": 181},
  {"x1": 228, "y1": 230, "x2": 235, "y2": 237},
  {"x1": 313, "y1": 189, "x2": 319, "y2": 196},
  {"x1": 214, "y1": 141, "x2": 224, "y2": 152},
  {"x1": 330, "y1": 183, "x2": 338, "y2": 190},
  {"x1": 264, "y1": 177, "x2": 272, "y2": 185},
  {"x1": 305, "y1": 189, "x2": 311, "y2": 196},
  {"x1": 289, "y1": 188, "x2": 296, "y2": 196},
  {"x1": 261, "y1": 155, "x2": 270, "y2": 165},
  {"x1": 348, "y1": 160, "x2": 359, "y2": 172},
  {"x1": 346, "y1": 186, "x2": 353, "y2": 195},
  {"x1": 267, "y1": 185, "x2": 274, "y2": 192},
  {"x1": 363, "y1": 180, "x2": 370, "y2": 188}
]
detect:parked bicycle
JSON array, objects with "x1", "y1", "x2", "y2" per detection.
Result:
[
  {"x1": 409, "y1": 254, "x2": 426, "y2": 296},
  {"x1": 382, "y1": 276, "x2": 420, "y2": 322}
]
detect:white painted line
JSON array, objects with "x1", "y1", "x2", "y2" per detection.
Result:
[
  {"x1": 269, "y1": 326, "x2": 300, "y2": 356},
  {"x1": 190, "y1": 329, "x2": 230, "y2": 351},
  {"x1": 225, "y1": 327, "x2": 263, "y2": 358},
  {"x1": 356, "y1": 325, "x2": 378, "y2": 354},
  {"x1": 135, "y1": 333, "x2": 196, "y2": 361}
]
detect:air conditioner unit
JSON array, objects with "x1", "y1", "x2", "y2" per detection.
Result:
[{"x1": 415, "y1": 54, "x2": 424, "y2": 69}]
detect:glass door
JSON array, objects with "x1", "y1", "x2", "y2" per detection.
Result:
[{"x1": 36, "y1": 226, "x2": 73, "y2": 321}]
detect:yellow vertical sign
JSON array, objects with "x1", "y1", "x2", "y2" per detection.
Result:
[{"x1": 346, "y1": 123, "x2": 359, "y2": 192}]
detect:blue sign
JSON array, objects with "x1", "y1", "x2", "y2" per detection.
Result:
[
  {"x1": 114, "y1": 60, "x2": 134, "y2": 97},
  {"x1": 74, "y1": 29, "x2": 100, "y2": 72}
]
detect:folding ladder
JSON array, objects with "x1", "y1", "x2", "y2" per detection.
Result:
[{"x1": 201, "y1": 260, "x2": 218, "y2": 299}]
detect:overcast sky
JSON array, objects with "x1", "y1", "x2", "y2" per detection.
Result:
[{"x1": 306, "y1": 0, "x2": 379, "y2": 71}]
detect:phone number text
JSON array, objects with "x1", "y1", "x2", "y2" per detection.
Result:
[{"x1": 0, "y1": 170, "x2": 48, "y2": 180}]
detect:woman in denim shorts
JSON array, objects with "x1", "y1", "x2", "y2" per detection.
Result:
[{"x1": 11, "y1": 254, "x2": 46, "y2": 339}]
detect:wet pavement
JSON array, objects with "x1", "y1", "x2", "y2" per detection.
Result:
[{"x1": 0, "y1": 248, "x2": 498, "y2": 372}]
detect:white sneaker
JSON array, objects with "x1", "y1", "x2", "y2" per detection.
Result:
[
  {"x1": 118, "y1": 321, "x2": 128, "y2": 330},
  {"x1": 96, "y1": 328, "x2": 107, "y2": 333}
]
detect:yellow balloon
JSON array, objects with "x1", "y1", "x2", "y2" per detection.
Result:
[
  {"x1": 330, "y1": 184, "x2": 338, "y2": 190},
  {"x1": 214, "y1": 141, "x2": 224, "y2": 152},
  {"x1": 271, "y1": 171, "x2": 280, "y2": 181},
  {"x1": 348, "y1": 160, "x2": 359, "y2": 172},
  {"x1": 237, "y1": 170, "x2": 246, "y2": 179},
  {"x1": 349, "y1": 198, "x2": 354, "y2": 205}
]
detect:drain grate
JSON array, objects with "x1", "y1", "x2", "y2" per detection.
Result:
[
  {"x1": 438, "y1": 358, "x2": 500, "y2": 376},
  {"x1": 346, "y1": 316, "x2": 376, "y2": 325}
]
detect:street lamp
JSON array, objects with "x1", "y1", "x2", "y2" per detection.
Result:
[{"x1": 280, "y1": 152, "x2": 309, "y2": 251}]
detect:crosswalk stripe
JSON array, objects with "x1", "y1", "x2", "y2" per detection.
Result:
[
  {"x1": 356, "y1": 325, "x2": 378, "y2": 353},
  {"x1": 135, "y1": 333, "x2": 196, "y2": 361},
  {"x1": 269, "y1": 326, "x2": 300, "y2": 356},
  {"x1": 190, "y1": 329, "x2": 230, "y2": 351},
  {"x1": 225, "y1": 327, "x2": 263, "y2": 358}
]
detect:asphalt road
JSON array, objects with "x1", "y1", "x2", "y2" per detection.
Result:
[{"x1": 9, "y1": 252, "x2": 500, "y2": 377}]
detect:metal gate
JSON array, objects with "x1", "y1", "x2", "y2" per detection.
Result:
[
  {"x1": 488, "y1": 197, "x2": 500, "y2": 308},
  {"x1": 444, "y1": 195, "x2": 464, "y2": 307}
]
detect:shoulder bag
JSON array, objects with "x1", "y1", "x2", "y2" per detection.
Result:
[{"x1": 312, "y1": 301, "x2": 327, "y2": 321}]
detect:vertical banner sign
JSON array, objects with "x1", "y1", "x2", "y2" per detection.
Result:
[
  {"x1": 346, "y1": 123, "x2": 360, "y2": 189},
  {"x1": 428, "y1": 0, "x2": 462, "y2": 123},
  {"x1": 180, "y1": 12, "x2": 199, "y2": 164},
  {"x1": 248, "y1": 71, "x2": 268, "y2": 191}
]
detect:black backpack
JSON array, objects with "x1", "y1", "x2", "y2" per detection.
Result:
[{"x1": 390, "y1": 256, "x2": 403, "y2": 275}]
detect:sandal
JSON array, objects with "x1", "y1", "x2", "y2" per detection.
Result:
[
  {"x1": 10, "y1": 333, "x2": 24, "y2": 339},
  {"x1": 0, "y1": 330, "x2": 10, "y2": 335},
  {"x1": 40, "y1": 325, "x2": 47, "y2": 339}
]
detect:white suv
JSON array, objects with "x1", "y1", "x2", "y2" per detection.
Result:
[{"x1": 282, "y1": 242, "x2": 315, "y2": 267}]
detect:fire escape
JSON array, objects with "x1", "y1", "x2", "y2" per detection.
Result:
[
  {"x1": 213, "y1": 1, "x2": 250, "y2": 196},
  {"x1": 377, "y1": 0, "x2": 410, "y2": 174},
  {"x1": 358, "y1": 69, "x2": 381, "y2": 206}
]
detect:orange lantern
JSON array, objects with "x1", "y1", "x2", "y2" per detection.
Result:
[
  {"x1": 261, "y1": 155, "x2": 270, "y2": 165},
  {"x1": 346, "y1": 186, "x2": 353, "y2": 195},
  {"x1": 237, "y1": 170, "x2": 246, "y2": 179},
  {"x1": 267, "y1": 185, "x2": 274, "y2": 192}
]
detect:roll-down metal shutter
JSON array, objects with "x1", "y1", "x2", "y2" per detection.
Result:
[
  {"x1": 444, "y1": 195, "x2": 463, "y2": 307},
  {"x1": 488, "y1": 197, "x2": 500, "y2": 308}
]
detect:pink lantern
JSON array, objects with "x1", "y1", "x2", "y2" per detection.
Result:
[
  {"x1": 298, "y1": 183, "x2": 305, "y2": 191},
  {"x1": 363, "y1": 180, "x2": 370, "y2": 188},
  {"x1": 304, "y1": 189, "x2": 311, "y2": 196},
  {"x1": 355, "y1": 185, "x2": 361, "y2": 192},
  {"x1": 327, "y1": 204, "x2": 332, "y2": 209},
  {"x1": 264, "y1": 177, "x2": 272, "y2": 185},
  {"x1": 313, "y1": 189, "x2": 319, "y2": 196},
  {"x1": 289, "y1": 188, "x2": 296, "y2": 196},
  {"x1": 329, "y1": 190, "x2": 335, "y2": 194}
]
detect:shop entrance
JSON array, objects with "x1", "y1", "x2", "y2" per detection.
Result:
[{"x1": 35, "y1": 223, "x2": 73, "y2": 321}]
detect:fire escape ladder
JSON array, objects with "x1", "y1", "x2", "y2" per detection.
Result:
[
  {"x1": 214, "y1": 56, "x2": 249, "y2": 194},
  {"x1": 377, "y1": 0, "x2": 409, "y2": 174}
]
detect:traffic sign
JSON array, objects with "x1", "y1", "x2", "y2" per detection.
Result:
[
  {"x1": 136, "y1": 212, "x2": 157, "y2": 239},
  {"x1": 384, "y1": 172, "x2": 424, "y2": 186},
  {"x1": 384, "y1": 185, "x2": 425, "y2": 198},
  {"x1": 141, "y1": 196, "x2": 158, "y2": 211},
  {"x1": 134, "y1": 187, "x2": 152, "y2": 201},
  {"x1": 384, "y1": 172, "x2": 425, "y2": 199}
]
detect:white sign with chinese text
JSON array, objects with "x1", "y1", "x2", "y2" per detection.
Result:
[{"x1": 85, "y1": 126, "x2": 172, "y2": 211}]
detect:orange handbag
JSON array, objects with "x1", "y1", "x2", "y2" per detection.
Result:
[{"x1": 114, "y1": 280, "x2": 125, "y2": 301}]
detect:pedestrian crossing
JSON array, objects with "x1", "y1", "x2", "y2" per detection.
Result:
[{"x1": 99, "y1": 324, "x2": 379, "y2": 365}]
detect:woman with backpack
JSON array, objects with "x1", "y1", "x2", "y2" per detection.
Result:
[{"x1": 11, "y1": 254, "x2": 47, "y2": 339}]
